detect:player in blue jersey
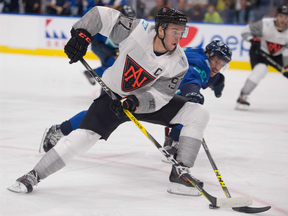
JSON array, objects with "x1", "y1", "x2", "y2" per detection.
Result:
[
  {"x1": 163, "y1": 41, "x2": 231, "y2": 157},
  {"x1": 41, "y1": 40, "x2": 232, "y2": 161}
]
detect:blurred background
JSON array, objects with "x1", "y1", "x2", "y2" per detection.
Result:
[
  {"x1": 1, "y1": 0, "x2": 288, "y2": 23},
  {"x1": 1, "y1": 0, "x2": 288, "y2": 70}
]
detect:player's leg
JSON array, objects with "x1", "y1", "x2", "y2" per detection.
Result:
[
  {"x1": 236, "y1": 63, "x2": 268, "y2": 110},
  {"x1": 161, "y1": 125, "x2": 182, "y2": 163},
  {"x1": 168, "y1": 102, "x2": 209, "y2": 196},
  {"x1": 10, "y1": 94, "x2": 126, "y2": 193},
  {"x1": 41, "y1": 110, "x2": 87, "y2": 152},
  {"x1": 236, "y1": 46, "x2": 269, "y2": 110},
  {"x1": 135, "y1": 95, "x2": 209, "y2": 196},
  {"x1": 10, "y1": 129, "x2": 102, "y2": 193}
]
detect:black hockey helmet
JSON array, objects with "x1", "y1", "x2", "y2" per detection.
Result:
[
  {"x1": 277, "y1": 5, "x2": 288, "y2": 15},
  {"x1": 205, "y1": 40, "x2": 232, "y2": 63},
  {"x1": 155, "y1": 7, "x2": 188, "y2": 32},
  {"x1": 121, "y1": 5, "x2": 136, "y2": 18}
]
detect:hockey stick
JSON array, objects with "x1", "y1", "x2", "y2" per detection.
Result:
[
  {"x1": 259, "y1": 50, "x2": 286, "y2": 74},
  {"x1": 202, "y1": 138, "x2": 271, "y2": 213},
  {"x1": 79, "y1": 58, "x2": 253, "y2": 208}
]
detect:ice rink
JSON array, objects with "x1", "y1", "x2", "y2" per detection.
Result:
[{"x1": 1, "y1": 53, "x2": 288, "y2": 216}]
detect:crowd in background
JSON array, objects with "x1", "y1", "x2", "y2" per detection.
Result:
[{"x1": 1, "y1": 0, "x2": 288, "y2": 24}]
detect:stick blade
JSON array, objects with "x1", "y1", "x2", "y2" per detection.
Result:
[
  {"x1": 232, "y1": 206, "x2": 271, "y2": 214},
  {"x1": 216, "y1": 196, "x2": 253, "y2": 208}
]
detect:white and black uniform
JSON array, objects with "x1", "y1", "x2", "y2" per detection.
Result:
[
  {"x1": 33, "y1": 6, "x2": 209, "y2": 179},
  {"x1": 241, "y1": 18, "x2": 288, "y2": 94}
]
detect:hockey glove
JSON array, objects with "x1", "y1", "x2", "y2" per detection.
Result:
[
  {"x1": 210, "y1": 73, "x2": 225, "y2": 98},
  {"x1": 110, "y1": 95, "x2": 139, "y2": 118},
  {"x1": 64, "y1": 28, "x2": 91, "y2": 64},
  {"x1": 250, "y1": 38, "x2": 261, "y2": 55},
  {"x1": 185, "y1": 92, "x2": 204, "y2": 105}
]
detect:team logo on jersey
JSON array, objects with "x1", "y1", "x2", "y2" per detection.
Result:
[
  {"x1": 122, "y1": 55, "x2": 155, "y2": 92},
  {"x1": 266, "y1": 41, "x2": 284, "y2": 55},
  {"x1": 179, "y1": 56, "x2": 187, "y2": 68},
  {"x1": 142, "y1": 20, "x2": 149, "y2": 31}
]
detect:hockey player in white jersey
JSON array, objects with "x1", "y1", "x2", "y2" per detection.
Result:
[
  {"x1": 236, "y1": 5, "x2": 288, "y2": 110},
  {"x1": 8, "y1": 7, "x2": 209, "y2": 197}
]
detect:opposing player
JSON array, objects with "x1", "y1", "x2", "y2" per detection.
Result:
[
  {"x1": 8, "y1": 7, "x2": 210, "y2": 197},
  {"x1": 164, "y1": 41, "x2": 231, "y2": 158},
  {"x1": 41, "y1": 41, "x2": 232, "y2": 164},
  {"x1": 83, "y1": 5, "x2": 135, "y2": 85},
  {"x1": 236, "y1": 5, "x2": 288, "y2": 110}
]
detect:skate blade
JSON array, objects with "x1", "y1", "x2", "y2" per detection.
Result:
[
  {"x1": 7, "y1": 182, "x2": 28, "y2": 193},
  {"x1": 167, "y1": 182, "x2": 202, "y2": 197},
  {"x1": 39, "y1": 128, "x2": 49, "y2": 153},
  {"x1": 235, "y1": 103, "x2": 249, "y2": 111}
]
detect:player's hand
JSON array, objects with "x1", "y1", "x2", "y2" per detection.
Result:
[
  {"x1": 211, "y1": 73, "x2": 225, "y2": 98},
  {"x1": 185, "y1": 92, "x2": 204, "y2": 105},
  {"x1": 250, "y1": 38, "x2": 261, "y2": 54},
  {"x1": 110, "y1": 95, "x2": 139, "y2": 118},
  {"x1": 64, "y1": 28, "x2": 91, "y2": 64}
]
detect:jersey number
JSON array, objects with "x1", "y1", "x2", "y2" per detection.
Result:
[
  {"x1": 118, "y1": 20, "x2": 132, "y2": 30},
  {"x1": 169, "y1": 78, "x2": 179, "y2": 89}
]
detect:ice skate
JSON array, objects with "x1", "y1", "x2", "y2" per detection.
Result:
[
  {"x1": 40, "y1": 125, "x2": 64, "y2": 153},
  {"x1": 84, "y1": 70, "x2": 96, "y2": 85},
  {"x1": 162, "y1": 127, "x2": 178, "y2": 163},
  {"x1": 167, "y1": 164, "x2": 203, "y2": 196},
  {"x1": 7, "y1": 170, "x2": 40, "y2": 193},
  {"x1": 235, "y1": 93, "x2": 250, "y2": 111}
]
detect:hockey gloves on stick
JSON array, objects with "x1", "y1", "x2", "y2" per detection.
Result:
[
  {"x1": 64, "y1": 28, "x2": 92, "y2": 64},
  {"x1": 250, "y1": 38, "x2": 261, "y2": 55},
  {"x1": 185, "y1": 92, "x2": 204, "y2": 105},
  {"x1": 210, "y1": 73, "x2": 225, "y2": 98},
  {"x1": 110, "y1": 95, "x2": 139, "y2": 118}
]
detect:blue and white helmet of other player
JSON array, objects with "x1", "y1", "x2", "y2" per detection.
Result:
[
  {"x1": 205, "y1": 40, "x2": 232, "y2": 64},
  {"x1": 121, "y1": 5, "x2": 136, "y2": 18}
]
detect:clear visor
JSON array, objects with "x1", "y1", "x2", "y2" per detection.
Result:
[
  {"x1": 211, "y1": 57, "x2": 230, "y2": 73},
  {"x1": 165, "y1": 26, "x2": 189, "y2": 38},
  {"x1": 220, "y1": 63, "x2": 230, "y2": 73}
]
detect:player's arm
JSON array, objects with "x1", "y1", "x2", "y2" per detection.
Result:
[
  {"x1": 176, "y1": 60, "x2": 210, "y2": 105},
  {"x1": 241, "y1": 20, "x2": 263, "y2": 54},
  {"x1": 65, "y1": 6, "x2": 140, "y2": 63},
  {"x1": 180, "y1": 83, "x2": 204, "y2": 105},
  {"x1": 241, "y1": 19, "x2": 263, "y2": 41},
  {"x1": 202, "y1": 73, "x2": 225, "y2": 98},
  {"x1": 73, "y1": 6, "x2": 139, "y2": 43},
  {"x1": 134, "y1": 69, "x2": 188, "y2": 113}
]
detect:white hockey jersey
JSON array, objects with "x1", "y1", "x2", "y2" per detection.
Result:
[
  {"x1": 241, "y1": 18, "x2": 288, "y2": 56},
  {"x1": 73, "y1": 6, "x2": 189, "y2": 113}
]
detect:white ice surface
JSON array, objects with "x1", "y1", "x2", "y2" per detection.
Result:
[{"x1": 1, "y1": 53, "x2": 288, "y2": 216}]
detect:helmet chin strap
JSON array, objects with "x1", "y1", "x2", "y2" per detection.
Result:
[
  {"x1": 157, "y1": 31, "x2": 177, "y2": 53},
  {"x1": 157, "y1": 31, "x2": 169, "y2": 52}
]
